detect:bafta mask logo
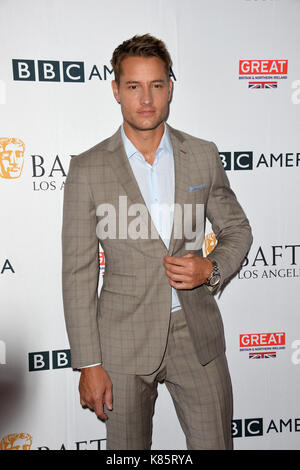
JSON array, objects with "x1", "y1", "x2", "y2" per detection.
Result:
[
  {"x1": 0, "y1": 138, "x2": 25, "y2": 179},
  {"x1": 204, "y1": 232, "x2": 217, "y2": 255},
  {"x1": 0, "y1": 433, "x2": 32, "y2": 450}
]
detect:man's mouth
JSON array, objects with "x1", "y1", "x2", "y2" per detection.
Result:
[{"x1": 138, "y1": 110, "x2": 155, "y2": 116}]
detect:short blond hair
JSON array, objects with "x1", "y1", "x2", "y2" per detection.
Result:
[{"x1": 111, "y1": 34, "x2": 172, "y2": 84}]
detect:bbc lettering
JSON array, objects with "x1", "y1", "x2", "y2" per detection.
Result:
[
  {"x1": 12, "y1": 59, "x2": 85, "y2": 82},
  {"x1": 219, "y1": 152, "x2": 253, "y2": 171},
  {"x1": 232, "y1": 418, "x2": 263, "y2": 437},
  {"x1": 28, "y1": 349, "x2": 71, "y2": 371}
]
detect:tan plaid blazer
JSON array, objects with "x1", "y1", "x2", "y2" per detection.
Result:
[{"x1": 61, "y1": 124, "x2": 252, "y2": 373}]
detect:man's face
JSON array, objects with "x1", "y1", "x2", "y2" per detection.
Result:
[{"x1": 112, "y1": 56, "x2": 173, "y2": 132}]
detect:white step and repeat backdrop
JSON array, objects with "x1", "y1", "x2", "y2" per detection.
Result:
[{"x1": 1, "y1": 0, "x2": 299, "y2": 451}]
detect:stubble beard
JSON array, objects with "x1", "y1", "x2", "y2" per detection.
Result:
[{"x1": 123, "y1": 105, "x2": 169, "y2": 133}]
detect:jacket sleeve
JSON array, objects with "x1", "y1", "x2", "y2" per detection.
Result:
[
  {"x1": 61, "y1": 156, "x2": 102, "y2": 368},
  {"x1": 206, "y1": 142, "x2": 253, "y2": 293}
]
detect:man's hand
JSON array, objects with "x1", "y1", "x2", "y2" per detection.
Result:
[
  {"x1": 163, "y1": 253, "x2": 213, "y2": 289},
  {"x1": 79, "y1": 365, "x2": 113, "y2": 421}
]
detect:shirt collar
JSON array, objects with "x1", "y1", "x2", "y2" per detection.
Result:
[{"x1": 121, "y1": 123, "x2": 172, "y2": 160}]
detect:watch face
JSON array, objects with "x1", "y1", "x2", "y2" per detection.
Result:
[{"x1": 210, "y1": 275, "x2": 220, "y2": 286}]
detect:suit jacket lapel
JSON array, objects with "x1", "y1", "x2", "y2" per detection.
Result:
[
  {"x1": 104, "y1": 127, "x2": 167, "y2": 253},
  {"x1": 167, "y1": 124, "x2": 190, "y2": 256}
]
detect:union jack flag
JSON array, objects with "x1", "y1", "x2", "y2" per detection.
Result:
[
  {"x1": 249, "y1": 351, "x2": 277, "y2": 359},
  {"x1": 248, "y1": 81, "x2": 278, "y2": 89}
]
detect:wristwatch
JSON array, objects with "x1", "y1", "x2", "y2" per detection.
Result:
[{"x1": 206, "y1": 260, "x2": 220, "y2": 287}]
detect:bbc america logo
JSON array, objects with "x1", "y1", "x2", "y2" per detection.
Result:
[
  {"x1": 219, "y1": 151, "x2": 300, "y2": 171},
  {"x1": 12, "y1": 59, "x2": 177, "y2": 83},
  {"x1": 233, "y1": 417, "x2": 300, "y2": 437}
]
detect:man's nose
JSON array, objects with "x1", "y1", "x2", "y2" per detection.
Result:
[{"x1": 140, "y1": 86, "x2": 153, "y2": 105}]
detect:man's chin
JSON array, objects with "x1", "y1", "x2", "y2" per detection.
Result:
[{"x1": 126, "y1": 119, "x2": 165, "y2": 132}]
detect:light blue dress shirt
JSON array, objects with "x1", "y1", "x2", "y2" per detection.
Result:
[{"x1": 121, "y1": 123, "x2": 181, "y2": 313}]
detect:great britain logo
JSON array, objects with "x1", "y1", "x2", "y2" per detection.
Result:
[
  {"x1": 239, "y1": 59, "x2": 288, "y2": 89},
  {"x1": 239, "y1": 332, "x2": 286, "y2": 359}
]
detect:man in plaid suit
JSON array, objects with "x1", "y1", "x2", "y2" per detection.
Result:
[{"x1": 62, "y1": 34, "x2": 252, "y2": 449}]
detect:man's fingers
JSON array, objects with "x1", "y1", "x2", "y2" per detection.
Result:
[
  {"x1": 164, "y1": 254, "x2": 198, "y2": 272},
  {"x1": 94, "y1": 384, "x2": 113, "y2": 420},
  {"x1": 79, "y1": 365, "x2": 114, "y2": 421},
  {"x1": 94, "y1": 401, "x2": 108, "y2": 421},
  {"x1": 164, "y1": 262, "x2": 186, "y2": 274},
  {"x1": 80, "y1": 397, "x2": 96, "y2": 411},
  {"x1": 163, "y1": 255, "x2": 189, "y2": 267},
  {"x1": 165, "y1": 269, "x2": 190, "y2": 282},
  {"x1": 164, "y1": 258, "x2": 197, "y2": 277},
  {"x1": 104, "y1": 386, "x2": 113, "y2": 411},
  {"x1": 80, "y1": 383, "x2": 113, "y2": 421},
  {"x1": 81, "y1": 396, "x2": 108, "y2": 421}
]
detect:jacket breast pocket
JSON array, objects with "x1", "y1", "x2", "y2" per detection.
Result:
[
  {"x1": 101, "y1": 272, "x2": 136, "y2": 297},
  {"x1": 186, "y1": 187, "x2": 207, "y2": 204}
]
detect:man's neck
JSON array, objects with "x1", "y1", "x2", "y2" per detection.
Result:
[{"x1": 123, "y1": 121, "x2": 165, "y2": 165}]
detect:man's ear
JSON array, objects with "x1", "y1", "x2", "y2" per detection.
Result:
[
  {"x1": 111, "y1": 80, "x2": 120, "y2": 103},
  {"x1": 168, "y1": 78, "x2": 173, "y2": 102}
]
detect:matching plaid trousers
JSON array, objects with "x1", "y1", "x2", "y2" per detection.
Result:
[{"x1": 104, "y1": 308, "x2": 233, "y2": 450}]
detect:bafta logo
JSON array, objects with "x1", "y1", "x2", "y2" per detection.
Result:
[
  {"x1": 0, "y1": 433, "x2": 32, "y2": 450},
  {"x1": 204, "y1": 232, "x2": 217, "y2": 255},
  {"x1": 0, "y1": 138, "x2": 25, "y2": 179}
]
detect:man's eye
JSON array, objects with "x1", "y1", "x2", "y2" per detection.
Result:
[{"x1": 129, "y1": 85, "x2": 137, "y2": 90}]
